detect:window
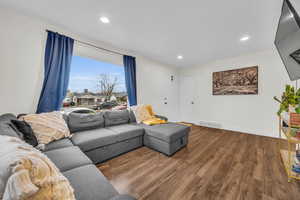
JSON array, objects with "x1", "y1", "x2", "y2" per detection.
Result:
[{"x1": 62, "y1": 55, "x2": 127, "y2": 112}]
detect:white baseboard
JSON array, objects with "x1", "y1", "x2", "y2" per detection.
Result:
[
  {"x1": 195, "y1": 121, "x2": 222, "y2": 129},
  {"x1": 195, "y1": 121, "x2": 278, "y2": 138}
]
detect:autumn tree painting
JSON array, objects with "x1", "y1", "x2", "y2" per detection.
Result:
[{"x1": 212, "y1": 66, "x2": 258, "y2": 95}]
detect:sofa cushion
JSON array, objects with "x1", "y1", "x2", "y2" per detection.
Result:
[
  {"x1": 67, "y1": 112, "x2": 104, "y2": 133},
  {"x1": 107, "y1": 124, "x2": 144, "y2": 142},
  {"x1": 44, "y1": 146, "x2": 92, "y2": 172},
  {"x1": 139, "y1": 123, "x2": 190, "y2": 143},
  {"x1": 104, "y1": 110, "x2": 130, "y2": 126},
  {"x1": 0, "y1": 114, "x2": 22, "y2": 138},
  {"x1": 44, "y1": 138, "x2": 74, "y2": 151},
  {"x1": 71, "y1": 128, "x2": 118, "y2": 151},
  {"x1": 63, "y1": 164, "x2": 118, "y2": 200}
]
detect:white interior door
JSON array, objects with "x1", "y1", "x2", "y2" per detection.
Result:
[{"x1": 179, "y1": 76, "x2": 196, "y2": 123}]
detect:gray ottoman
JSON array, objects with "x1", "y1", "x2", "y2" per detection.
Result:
[{"x1": 140, "y1": 123, "x2": 190, "y2": 156}]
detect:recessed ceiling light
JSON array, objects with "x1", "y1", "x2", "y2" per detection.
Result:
[
  {"x1": 240, "y1": 35, "x2": 250, "y2": 42},
  {"x1": 177, "y1": 55, "x2": 183, "y2": 60},
  {"x1": 100, "y1": 16, "x2": 110, "y2": 24}
]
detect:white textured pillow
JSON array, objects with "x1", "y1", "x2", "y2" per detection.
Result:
[
  {"x1": 0, "y1": 135, "x2": 75, "y2": 200},
  {"x1": 130, "y1": 105, "x2": 152, "y2": 123},
  {"x1": 20, "y1": 111, "x2": 71, "y2": 145}
]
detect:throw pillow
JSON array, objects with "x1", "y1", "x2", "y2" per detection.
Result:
[
  {"x1": 0, "y1": 135, "x2": 75, "y2": 200},
  {"x1": 20, "y1": 111, "x2": 71, "y2": 145},
  {"x1": 10, "y1": 120, "x2": 38, "y2": 147},
  {"x1": 130, "y1": 105, "x2": 153, "y2": 123}
]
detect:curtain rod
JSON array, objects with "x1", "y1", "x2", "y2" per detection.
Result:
[{"x1": 46, "y1": 29, "x2": 124, "y2": 56}]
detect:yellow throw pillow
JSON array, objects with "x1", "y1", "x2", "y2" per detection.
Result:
[
  {"x1": 0, "y1": 135, "x2": 75, "y2": 200},
  {"x1": 20, "y1": 111, "x2": 71, "y2": 145}
]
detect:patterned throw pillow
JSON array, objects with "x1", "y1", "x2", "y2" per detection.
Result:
[
  {"x1": 130, "y1": 105, "x2": 153, "y2": 123},
  {"x1": 20, "y1": 112, "x2": 71, "y2": 145},
  {"x1": 0, "y1": 135, "x2": 75, "y2": 200}
]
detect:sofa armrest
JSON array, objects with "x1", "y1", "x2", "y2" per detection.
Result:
[
  {"x1": 155, "y1": 115, "x2": 168, "y2": 121},
  {"x1": 110, "y1": 194, "x2": 137, "y2": 200}
]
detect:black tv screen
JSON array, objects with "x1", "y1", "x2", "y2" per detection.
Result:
[{"x1": 275, "y1": 0, "x2": 300, "y2": 81}]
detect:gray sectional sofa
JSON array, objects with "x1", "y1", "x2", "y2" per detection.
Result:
[{"x1": 0, "y1": 110, "x2": 190, "y2": 200}]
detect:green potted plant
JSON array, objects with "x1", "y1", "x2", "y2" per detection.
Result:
[
  {"x1": 274, "y1": 85, "x2": 300, "y2": 128},
  {"x1": 274, "y1": 85, "x2": 300, "y2": 115}
]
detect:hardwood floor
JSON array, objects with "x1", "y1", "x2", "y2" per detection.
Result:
[{"x1": 97, "y1": 126, "x2": 300, "y2": 200}]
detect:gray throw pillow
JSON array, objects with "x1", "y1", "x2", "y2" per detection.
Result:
[{"x1": 67, "y1": 112, "x2": 104, "y2": 133}]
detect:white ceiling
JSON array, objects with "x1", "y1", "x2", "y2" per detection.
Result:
[{"x1": 0, "y1": 0, "x2": 297, "y2": 67}]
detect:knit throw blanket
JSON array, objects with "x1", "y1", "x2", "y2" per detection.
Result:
[{"x1": 0, "y1": 135, "x2": 75, "y2": 200}]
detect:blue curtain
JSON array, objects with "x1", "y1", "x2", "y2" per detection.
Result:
[
  {"x1": 123, "y1": 55, "x2": 137, "y2": 106},
  {"x1": 37, "y1": 31, "x2": 74, "y2": 113}
]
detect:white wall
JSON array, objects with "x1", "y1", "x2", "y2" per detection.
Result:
[
  {"x1": 179, "y1": 49, "x2": 292, "y2": 137},
  {"x1": 0, "y1": 6, "x2": 179, "y2": 121},
  {"x1": 136, "y1": 57, "x2": 179, "y2": 121},
  {"x1": 0, "y1": 7, "x2": 45, "y2": 115}
]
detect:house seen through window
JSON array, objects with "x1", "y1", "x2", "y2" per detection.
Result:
[{"x1": 62, "y1": 55, "x2": 127, "y2": 112}]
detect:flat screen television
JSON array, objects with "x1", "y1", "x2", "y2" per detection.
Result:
[{"x1": 275, "y1": 0, "x2": 300, "y2": 81}]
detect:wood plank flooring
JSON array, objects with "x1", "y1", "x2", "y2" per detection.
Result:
[{"x1": 97, "y1": 126, "x2": 300, "y2": 200}]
